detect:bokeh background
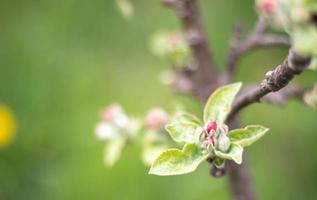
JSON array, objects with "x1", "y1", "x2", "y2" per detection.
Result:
[{"x1": 1, "y1": 0, "x2": 317, "y2": 199}]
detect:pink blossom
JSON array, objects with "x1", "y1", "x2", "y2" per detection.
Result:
[
  {"x1": 259, "y1": 0, "x2": 276, "y2": 13},
  {"x1": 206, "y1": 121, "x2": 218, "y2": 133},
  {"x1": 101, "y1": 104, "x2": 122, "y2": 122},
  {"x1": 144, "y1": 108, "x2": 169, "y2": 131}
]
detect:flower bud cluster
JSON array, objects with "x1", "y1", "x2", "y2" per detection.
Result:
[{"x1": 199, "y1": 121, "x2": 231, "y2": 153}]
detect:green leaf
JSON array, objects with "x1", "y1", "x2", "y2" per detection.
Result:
[
  {"x1": 229, "y1": 125, "x2": 269, "y2": 147},
  {"x1": 142, "y1": 144, "x2": 169, "y2": 166},
  {"x1": 175, "y1": 112, "x2": 203, "y2": 125},
  {"x1": 214, "y1": 144, "x2": 243, "y2": 164},
  {"x1": 104, "y1": 136, "x2": 126, "y2": 167},
  {"x1": 149, "y1": 143, "x2": 208, "y2": 176},
  {"x1": 142, "y1": 130, "x2": 171, "y2": 166},
  {"x1": 203, "y1": 82, "x2": 242, "y2": 124},
  {"x1": 165, "y1": 113, "x2": 202, "y2": 143}
]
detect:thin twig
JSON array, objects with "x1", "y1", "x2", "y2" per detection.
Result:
[
  {"x1": 228, "y1": 49, "x2": 311, "y2": 121},
  {"x1": 223, "y1": 17, "x2": 291, "y2": 84},
  {"x1": 258, "y1": 85, "x2": 307, "y2": 105}
]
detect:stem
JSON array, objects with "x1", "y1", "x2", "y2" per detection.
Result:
[
  {"x1": 227, "y1": 160, "x2": 255, "y2": 200},
  {"x1": 162, "y1": 0, "x2": 218, "y2": 101},
  {"x1": 225, "y1": 118, "x2": 255, "y2": 200},
  {"x1": 228, "y1": 49, "x2": 311, "y2": 121},
  {"x1": 223, "y1": 17, "x2": 290, "y2": 84}
]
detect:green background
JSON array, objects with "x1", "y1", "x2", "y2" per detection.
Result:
[{"x1": 0, "y1": 0, "x2": 317, "y2": 199}]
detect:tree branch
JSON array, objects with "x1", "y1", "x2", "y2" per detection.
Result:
[
  {"x1": 162, "y1": 0, "x2": 219, "y2": 101},
  {"x1": 227, "y1": 159, "x2": 255, "y2": 200},
  {"x1": 223, "y1": 17, "x2": 291, "y2": 84},
  {"x1": 256, "y1": 85, "x2": 307, "y2": 105},
  {"x1": 228, "y1": 49, "x2": 311, "y2": 121}
]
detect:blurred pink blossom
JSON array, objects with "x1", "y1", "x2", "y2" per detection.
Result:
[
  {"x1": 101, "y1": 104, "x2": 123, "y2": 122},
  {"x1": 144, "y1": 108, "x2": 169, "y2": 131}
]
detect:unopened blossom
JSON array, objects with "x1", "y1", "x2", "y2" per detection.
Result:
[
  {"x1": 144, "y1": 108, "x2": 169, "y2": 131},
  {"x1": 206, "y1": 121, "x2": 217, "y2": 133},
  {"x1": 101, "y1": 104, "x2": 123, "y2": 122},
  {"x1": 217, "y1": 133, "x2": 231, "y2": 152},
  {"x1": 258, "y1": 0, "x2": 277, "y2": 13},
  {"x1": 101, "y1": 104, "x2": 129, "y2": 127},
  {"x1": 200, "y1": 121, "x2": 230, "y2": 152}
]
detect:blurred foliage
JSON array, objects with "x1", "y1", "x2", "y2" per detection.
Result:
[{"x1": 0, "y1": 0, "x2": 317, "y2": 200}]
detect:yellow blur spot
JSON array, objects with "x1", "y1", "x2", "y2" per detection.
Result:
[{"x1": 0, "y1": 105, "x2": 16, "y2": 148}]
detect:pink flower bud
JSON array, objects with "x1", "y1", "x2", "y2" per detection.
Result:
[
  {"x1": 144, "y1": 108, "x2": 168, "y2": 131},
  {"x1": 101, "y1": 104, "x2": 122, "y2": 122},
  {"x1": 259, "y1": 0, "x2": 276, "y2": 13},
  {"x1": 206, "y1": 121, "x2": 218, "y2": 133},
  {"x1": 209, "y1": 137, "x2": 215, "y2": 146}
]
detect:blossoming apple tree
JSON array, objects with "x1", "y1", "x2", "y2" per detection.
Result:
[{"x1": 95, "y1": 0, "x2": 317, "y2": 199}]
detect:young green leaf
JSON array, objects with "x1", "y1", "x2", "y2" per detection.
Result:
[
  {"x1": 149, "y1": 143, "x2": 208, "y2": 176},
  {"x1": 165, "y1": 113, "x2": 202, "y2": 143},
  {"x1": 176, "y1": 112, "x2": 203, "y2": 125},
  {"x1": 203, "y1": 82, "x2": 242, "y2": 124},
  {"x1": 104, "y1": 136, "x2": 126, "y2": 167},
  {"x1": 142, "y1": 144, "x2": 169, "y2": 166},
  {"x1": 214, "y1": 144, "x2": 243, "y2": 164},
  {"x1": 228, "y1": 125, "x2": 269, "y2": 147}
]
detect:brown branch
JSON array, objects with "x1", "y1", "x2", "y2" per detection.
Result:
[
  {"x1": 228, "y1": 49, "x2": 311, "y2": 121},
  {"x1": 240, "y1": 84, "x2": 308, "y2": 106},
  {"x1": 227, "y1": 159, "x2": 255, "y2": 200},
  {"x1": 261, "y1": 85, "x2": 307, "y2": 105},
  {"x1": 162, "y1": 0, "x2": 219, "y2": 101},
  {"x1": 223, "y1": 17, "x2": 291, "y2": 84},
  {"x1": 226, "y1": 118, "x2": 256, "y2": 200}
]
